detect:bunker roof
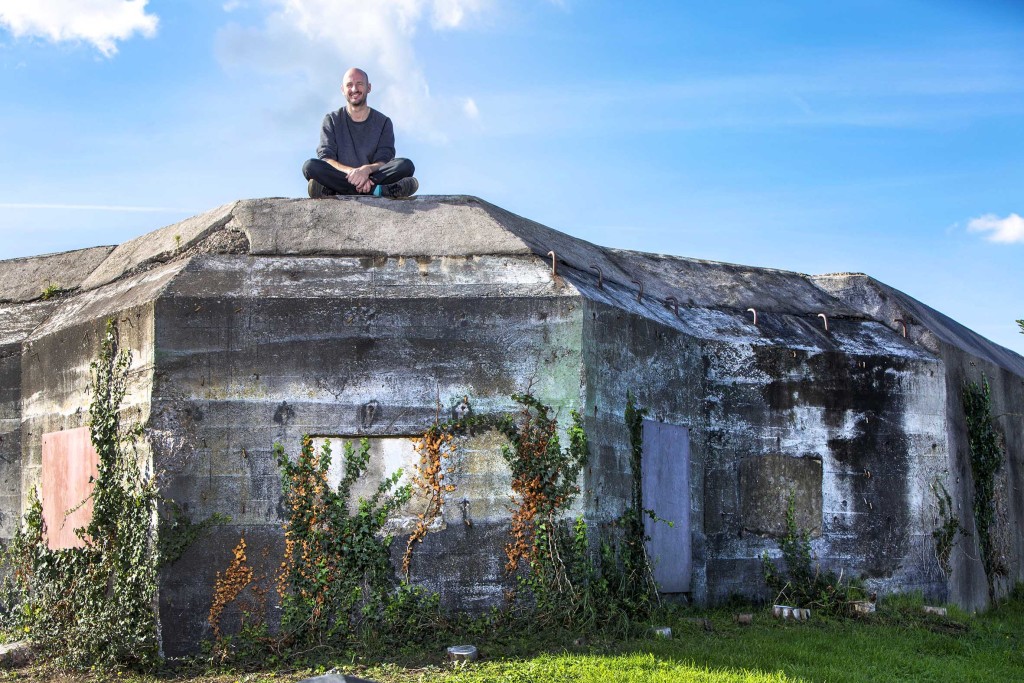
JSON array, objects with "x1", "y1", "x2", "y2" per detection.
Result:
[{"x1": 1, "y1": 196, "x2": 1021, "y2": 374}]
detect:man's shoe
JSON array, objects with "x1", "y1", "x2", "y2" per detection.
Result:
[
  {"x1": 308, "y1": 179, "x2": 332, "y2": 199},
  {"x1": 380, "y1": 177, "x2": 419, "y2": 199}
]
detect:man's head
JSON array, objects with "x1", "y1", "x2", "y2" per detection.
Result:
[{"x1": 342, "y1": 67, "x2": 371, "y2": 108}]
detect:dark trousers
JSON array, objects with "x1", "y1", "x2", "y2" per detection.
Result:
[{"x1": 302, "y1": 157, "x2": 415, "y2": 195}]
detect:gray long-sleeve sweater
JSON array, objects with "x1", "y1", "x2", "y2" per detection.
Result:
[{"x1": 316, "y1": 107, "x2": 396, "y2": 167}]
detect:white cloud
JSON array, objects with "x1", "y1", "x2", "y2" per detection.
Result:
[
  {"x1": 431, "y1": 0, "x2": 486, "y2": 28},
  {"x1": 968, "y1": 213, "x2": 1024, "y2": 244},
  {"x1": 0, "y1": 0, "x2": 157, "y2": 57},
  {"x1": 462, "y1": 97, "x2": 479, "y2": 120},
  {"x1": 215, "y1": 0, "x2": 488, "y2": 143}
]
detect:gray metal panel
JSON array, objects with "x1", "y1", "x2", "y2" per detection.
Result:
[{"x1": 641, "y1": 419, "x2": 691, "y2": 592}]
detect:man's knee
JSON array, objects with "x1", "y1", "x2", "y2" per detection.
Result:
[
  {"x1": 302, "y1": 158, "x2": 321, "y2": 180},
  {"x1": 394, "y1": 158, "x2": 415, "y2": 178}
]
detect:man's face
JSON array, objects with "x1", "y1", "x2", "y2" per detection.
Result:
[{"x1": 343, "y1": 69, "x2": 370, "y2": 106}]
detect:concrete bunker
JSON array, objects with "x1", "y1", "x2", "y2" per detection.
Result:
[{"x1": 1, "y1": 195, "x2": 1022, "y2": 654}]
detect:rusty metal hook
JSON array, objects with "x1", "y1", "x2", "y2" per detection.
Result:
[
  {"x1": 665, "y1": 296, "x2": 679, "y2": 317},
  {"x1": 747, "y1": 307, "x2": 758, "y2": 326},
  {"x1": 630, "y1": 278, "x2": 644, "y2": 302},
  {"x1": 588, "y1": 265, "x2": 603, "y2": 289},
  {"x1": 546, "y1": 251, "x2": 558, "y2": 276},
  {"x1": 818, "y1": 313, "x2": 829, "y2": 332},
  {"x1": 894, "y1": 318, "x2": 907, "y2": 338}
]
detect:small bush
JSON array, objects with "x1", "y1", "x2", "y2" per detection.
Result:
[{"x1": 762, "y1": 495, "x2": 865, "y2": 615}]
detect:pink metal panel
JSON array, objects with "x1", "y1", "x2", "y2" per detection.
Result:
[{"x1": 41, "y1": 427, "x2": 100, "y2": 550}]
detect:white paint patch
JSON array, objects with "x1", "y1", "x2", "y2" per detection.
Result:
[
  {"x1": 901, "y1": 371, "x2": 950, "y2": 539},
  {"x1": 779, "y1": 406, "x2": 830, "y2": 457},
  {"x1": 311, "y1": 436, "x2": 420, "y2": 531}
]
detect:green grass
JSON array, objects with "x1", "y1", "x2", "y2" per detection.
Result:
[
  {"x1": 436, "y1": 653, "x2": 793, "y2": 682},
  {"x1": 6, "y1": 595, "x2": 1023, "y2": 682},
  {"x1": 356, "y1": 595, "x2": 1022, "y2": 683}
]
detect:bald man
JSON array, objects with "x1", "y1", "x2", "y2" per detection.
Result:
[{"x1": 302, "y1": 67, "x2": 418, "y2": 199}]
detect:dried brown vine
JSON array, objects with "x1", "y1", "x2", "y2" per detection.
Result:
[
  {"x1": 402, "y1": 429, "x2": 457, "y2": 578},
  {"x1": 208, "y1": 537, "x2": 255, "y2": 640}
]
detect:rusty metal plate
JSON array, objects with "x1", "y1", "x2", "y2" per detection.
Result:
[{"x1": 41, "y1": 427, "x2": 99, "y2": 549}]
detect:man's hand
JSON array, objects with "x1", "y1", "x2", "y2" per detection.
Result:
[
  {"x1": 324, "y1": 158, "x2": 381, "y2": 193},
  {"x1": 347, "y1": 165, "x2": 374, "y2": 193}
]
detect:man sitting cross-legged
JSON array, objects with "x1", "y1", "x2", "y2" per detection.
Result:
[{"x1": 302, "y1": 67, "x2": 418, "y2": 199}]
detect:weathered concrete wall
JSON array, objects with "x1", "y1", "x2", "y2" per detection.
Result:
[
  {"x1": 699, "y1": 336, "x2": 948, "y2": 603},
  {"x1": 1, "y1": 302, "x2": 62, "y2": 539},
  {"x1": 939, "y1": 350, "x2": 1024, "y2": 609},
  {"x1": 19, "y1": 306, "x2": 156, "y2": 536},
  {"x1": 19, "y1": 261, "x2": 170, "y2": 526},
  {"x1": 579, "y1": 298, "x2": 707, "y2": 596},
  {"x1": 567, "y1": 266, "x2": 948, "y2": 606},
  {"x1": 4, "y1": 195, "x2": 1023, "y2": 657},
  {"x1": 0, "y1": 246, "x2": 116, "y2": 540},
  {"x1": 0, "y1": 341, "x2": 21, "y2": 539},
  {"x1": 814, "y1": 273, "x2": 1024, "y2": 610},
  {"x1": 150, "y1": 252, "x2": 584, "y2": 655}
]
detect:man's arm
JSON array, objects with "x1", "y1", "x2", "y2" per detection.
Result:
[{"x1": 371, "y1": 117, "x2": 396, "y2": 165}]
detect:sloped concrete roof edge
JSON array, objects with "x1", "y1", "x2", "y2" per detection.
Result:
[
  {"x1": 77, "y1": 201, "x2": 239, "y2": 292},
  {"x1": 0, "y1": 246, "x2": 115, "y2": 303},
  {"x1": 2, "y1": 195, "x2": 1023, "y2": 367},
  {"x1": 811, "y1": 272, "x2": 1024, "y2": 375}
]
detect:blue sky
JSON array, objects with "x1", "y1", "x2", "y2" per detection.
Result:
[{"x1": 1, "y1": 0, "x2": 1022, "y2": 352}]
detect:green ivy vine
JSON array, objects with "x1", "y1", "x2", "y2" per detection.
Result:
[
  {"x1": 1, "y1": 320, "x2": 160, "y2": 670},
  {"x1": 963, "y1": 377, "x2": 1008, "y2": 596},
  {"x1": 498, "y1": 393, "x2": 590, "y2": 625},
  {"x1": 608, "y1": 391, "x2": 660, "y2": 610},
  {"x1": 274, "y1": 435, "x2": 412, "y2": 647},
  {"x1": 930, "y1": 480, "x2": 963, "y2": 576}
]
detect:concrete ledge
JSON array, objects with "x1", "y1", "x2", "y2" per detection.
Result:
[{"x1": 235, "y1": 196, "x2": 535, "y2": 257}]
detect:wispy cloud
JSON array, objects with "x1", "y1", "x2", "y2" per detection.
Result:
[
  {"x1": 0, "y1": 0, "x2": 158, "y2": 57},
  {"x1": 0, "y1": 202, "x2": 190, "y2": 212},
  {"x1": 968, "y1": 213, "x2": 1024, "y2": 244},
  {"x1": 473, "y1": 47, "x2": 1024, "y2": 135},
  {"x1": 431, "y1": 0, "x2": 487, "y2": 29},
  {"x1": 215, "y1": 0, "x2": 489, "y2": 143}
]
